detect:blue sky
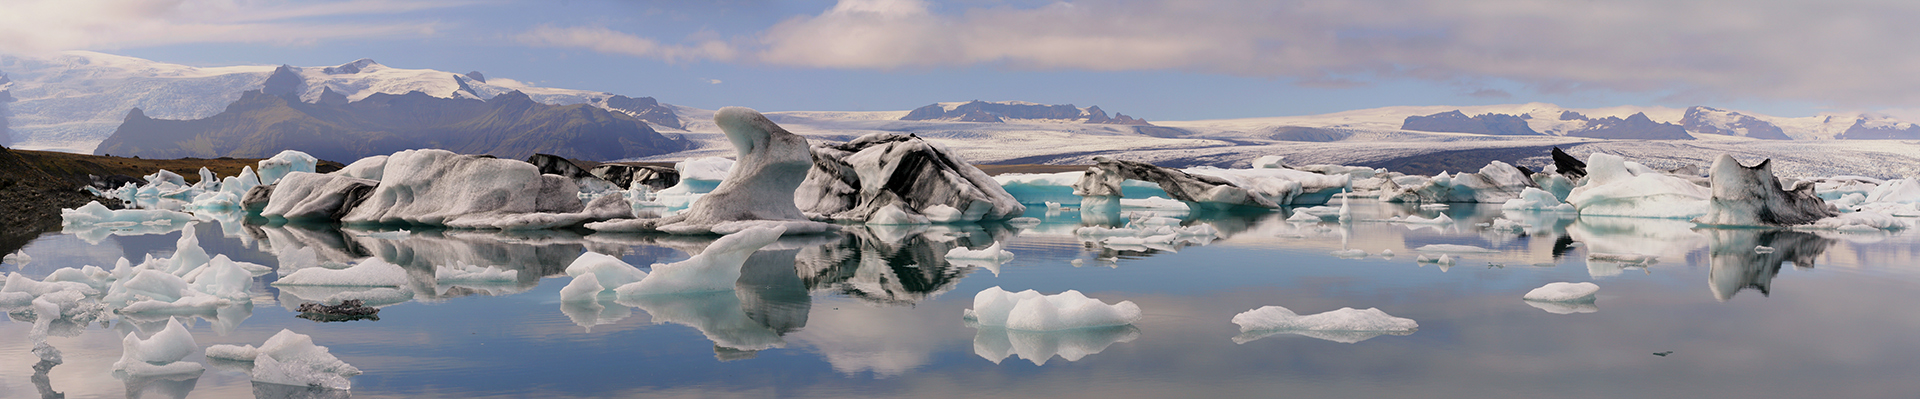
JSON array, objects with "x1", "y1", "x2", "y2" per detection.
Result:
[{"x1": 4, "y1": 0, "x2": 1915, "y2": 120}]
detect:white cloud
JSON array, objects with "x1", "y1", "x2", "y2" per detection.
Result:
[
  {"x1": 515, "y1": 25, "x2": 739, "y2": 63},
  {"x1": 735, "y1": 0, "x2": 1920, "y2": 108},
  {"x1": 0, "y1": 0, "x2": 470, "y2": 55}
]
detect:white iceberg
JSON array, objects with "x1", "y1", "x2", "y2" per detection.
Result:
[
  {"x1": 260, "y1": 172, "x2": 378, "y2": 221},
  {"x1": 586, "y1": 108, "x2": 836, "y2": 235},
  {"x1": 964, "y1": 286, "x2": 1141, "y2": 331},
  {"x1": 113, "y1": 319, "x2": 204, "y2": 376},
  {"x1": 1381, "y1": 161, "x2": 1536, "y2": 203},
  {"x1": 1502, "y1": 187, "x2": 1576, "y2": 211},
  {"x1": 1522, "y1": 282, "x2": 1599, "y2": 302},
  {"x1": 1565, "y1": 153, "x2": 1710, "y2": 219},
  {"x1": 945, "y1": 241, "x2": 1015, "y2": 261},
  {"x1": 564, "y1": 252, "x2": 649, "y2": 291},
  {"x1": 341, "y1": 149, "x2": 583, "y2": 228},
  {"x1": 256, "y1": 150, "x2": 318, "y2": 185},
  {"x1": 1231, "y1": 305, "x2": 1418, "y2": 344},
  {"x1": 205, "y1": 329, "x2": 361, "y2": 390}
]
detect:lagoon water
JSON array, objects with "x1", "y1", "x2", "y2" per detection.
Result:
[{"x1": 4, "y1": 200, "x2": 1919, "y2": 398}]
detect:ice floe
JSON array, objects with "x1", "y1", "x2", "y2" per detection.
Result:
[
  {"x1": 964, "y1": 287, "x2": 1141, "y2": 331},
  {"x1": 1231, "y1": 305, "x2": 1418, "y2": 344},
  {"x1": 1523, "y1": 282, "x2": 1599, "y2": 302},
  {"x1": 205, "y1": 329, "x2": 361, "y2": 390}
]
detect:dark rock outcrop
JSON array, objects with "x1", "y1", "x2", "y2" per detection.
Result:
[
  {"x1": 1072, "y1": 157, "x2": 1278, "y2": 209},
  {"x1": 95, "y1": 89, "x2": 686, "y2": 162},
  {"x1": 261, "y1": 65, "x2": 302, "y2": 97},
  {"x1": 1401, "y1": 110, "x2": 1540, "y2": 135},
  {"x1": 1681, "y1": 106, "x2": 1791, "y2": 140},
  {"x1": 1552, "y1": 147, "x2": 1587, "y2": 179},
  {"x1": 1696, "y1": 154, "x2": 1837, "y2": 226},
  {"x1": 1562, "y1": 112, "x2": 1694, "y2": 140},
  {"x1": 796, "y1": 133, "x2": 1025, "y2": 222},
  {"x1": 1, "y1": 72, "x2": 13, "y2": 146}
]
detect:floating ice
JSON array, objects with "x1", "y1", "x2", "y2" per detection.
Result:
[
  {"x1": 797, "y1": 133, "x2": 1025, "y2": 223},
  {"x1": 945, "y1": 241, "x2": 1015, "y2": 261},
  {"x1": 1231, "y1": 305, "x2": 1417, "y2": 344},
  {"x1": 335, "y1": 155, "x2": 388, "y2": 181},
  {"x1": 261, "y1": 172, "x2": 378, "y2": 221},
  {"x1": 1413, "y1": 244, "x2": 1496, "y2": 253},
  {"x1": 61, "y1": 201, "x2": 193, "y2": 228},
  {"x1": 1802, "y1": 212, "x2": 1911, "y2": 232},
  {"x1": 964, "y1": 287, "x2": 1141, "y2": 331},
  {"x1": 205, "y1": 329, "x2": 361, "y2": 390},
  {"x1": 1502, "y1": 187, "x2": 1576, "y2": 211},
  {"x1": 256, "y1": 150, "x2": 318, "y2": 185},
  {"x1": 1330, "y1": 249, "x2": 1368, "y2": 258},
  {"x1": 189, "y1": 191, "x2": 241, "y2": 210},
  {"x1": 1523, "y1": 282, "x2": 1600, "y2": 302},
  {"x1": 1696, "y1": 154, "x2": 1837, "y2": 226},
  {"x1": 221, "y1": 166, "x2": 263, "y2": 202},
  {"x1": 274, "y1": 258, "x2": 409, "y2": 287},
  {"x1": 1183, "y1": 165, "x2": 1351, "y2": 206},
  {"x1": 586, "y1": 108, "x2": 836, "y2": 235},
  {"x1": 1119, "y1": 196, "x2": 1190, "y2": 210},
  {"x1": 113, "y1": 319, "x2": 203, "y2": 376},
  {"x1": 564, "y1": 252, "x2": 648, "y2": 291},
  {"x1": 1564, "y1": 153, "x2": 1710, "y2": 219},
  {"x1": 1075, "y1": 157, "x2": 1279, "y2": 210},
  {"x1": 1394, "y1": 213, "x2": 1455, "y2": 225},
  {"x1": 484, "y1": 193, "x2": 633, "y2": 230},
  {"x1": 1865, "y1": 179, "x2": 1920, "y2": 204},
  {"x1": 559, "y1": 274, "x2": 606, "y2": 302},
  {"x1": 1381, "y1": 161, "x2": 1536, "y2": 203},
  {"x1": 615, "y1": 226, "x2": 785, "y2": 296},
  {"x1": 341, "y1": 149, "x2": 583, "y2": 227}
]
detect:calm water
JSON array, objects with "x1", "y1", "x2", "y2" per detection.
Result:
[{"x1": 4, "y1": 200, "x2": 1919, "y2": 398}]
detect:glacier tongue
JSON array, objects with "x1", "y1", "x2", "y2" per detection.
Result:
[{"x1": 797, "y1": 133, "x2": 1025, "y2": 223}]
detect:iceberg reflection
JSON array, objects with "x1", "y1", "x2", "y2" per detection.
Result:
[
  {"x1": 971, "y1": 324, "x2": 1141, "y2": 366},
  {"x1": 1707, "y1": 229, "x2": 1834, "y2": 301}
]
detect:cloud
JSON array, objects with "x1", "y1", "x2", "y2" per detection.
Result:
[
  {"x1": 708, "y1": 79, "x2": 724, "y2": 84},
  {"x1": 0, "y1": 0, "x2": 470, "y2": 54},
  {"x1": 730, "y1": 0, "x2": 1920, "y2": 108},
  {"x1": 515, "y1": 25, "x2": 739, "y2": 63}
]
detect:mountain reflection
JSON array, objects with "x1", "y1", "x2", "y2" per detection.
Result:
[{"x1": 1707, "y1": 229, "x2": 1835, "y2": 301}]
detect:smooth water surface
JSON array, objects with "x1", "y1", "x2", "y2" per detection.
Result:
[{"x1": 4, "y1": 200, "x2": 1919, "y2": 398}]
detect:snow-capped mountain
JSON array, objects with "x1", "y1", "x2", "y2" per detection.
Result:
[
  {"x1": 901, "y1": 100, "x2": 1151, "y2": 125},
  {"x1": 0, "y1": 51, "x2": 676, "y2": 152}
]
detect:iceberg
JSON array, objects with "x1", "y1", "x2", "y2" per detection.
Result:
[
  {"x1": 205, "y1": 329, "x2": 361, "y2": 390},
  {"x1": 963, "y1": 286, "x2": 1141, "y2": 331},
  {"x1": 615, "y1": 226, "x2": 785, "y2": 296},
  {"x1": 564, "y1": 252, "x2": 649, "y2": 291},
  {"x1": 113, "y1": 319, "x2": 204, "y2": 376},
  {"x1": 256, "y1": 150, "x2": 318, "y2": 185},
  {"x1": 1381, "y1": 161, "x2": 1537, "y2": 203},
  {"x1": 1564, "y1": 153, "x2": 1710, "y2": 219},
  {"x1": 1522, "y1": 282, "x2": 1600, "y2": 302},
  {"x1": 335, "y1": 155, "x2": 387, "y2": 181},
  {"x1": 945, "y1": 241, "x2": 1015, "y2": 261},
  {"x1": 1502, "y1": 187, "x2": 1576, "y2": 211},
  {"x1": 797, "y1": 133, "x2": 1025, "y2": 223},
  {"x1": 341, "y1": 149, "x2": 583, "y2": 227},
  {"x1": 1182, "y1": 164, "x2": 1351, "y2": 206},
  {"x1": 260, "y1": 172, "x2": 378, "y2": 221},
  {"x1": 586, "y1": 108, "x2": 836, "y2": 235},
  {"x1": 1074, "y1": 157, "x2": 1279, "y2": 211},
  {"x1": 61, "y1": 201, "x2": 193, "y2": 228},
  {"x1": 1696, "y1": 154, "x2": 1837, "y2": 226},
  {"x1": 1230, "y1": 305, "x2": 1418, "y2": 344}
]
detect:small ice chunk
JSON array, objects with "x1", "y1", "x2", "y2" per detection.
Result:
[
  {"x1": 963, "y1": 286, "x2": 1141, "y2": 331},
  {"x1": 1287, "y1": 211, "x2": 1323, "y2": 222},
  {"x1": 945, "y1": 241, "x2": 1015, "y2": 261},
  {"x1": 614, "y1": 226, "x2": 785, "y2": 296},
  {"x1": 1379, "y1": 249, "x2": 1395, "y2": 258},
  {"x1": 256, "y1": 150, "x2": 318, "y2": 185},
  {"x1": 1522, "y1": 282, "x2": 1600, "y2": 302},
  {"x1": 1399, "y1": 213, "x2": 1454, "y2": 225},
  {"x1": 274, "y1": 258, "x2": 410, "y2": 287},
  {"x1": 564, "y1": 252, "x2": 648, "y2": 291},
  {"x1": 1231, "y1": 305, "x2": 1417, "y2": 344},
  {"x1": 206, "y1": 329, "x2": 360, "y2": 390},
  {"x1": 559, "y1": 274, "x2": 605, "y2": 302},
  {"x1": 1413, "y1": 244, "x2": 1496, "y2": 253},
  {"x1": 1330, "y1": 249, "x2": 1367, "y2": 258},
  {"x1": 114, "y1": 319, "x2": 199, "y2": 372},
  {"x1": 1419, "y1": 204, "x2": 1450, "y2": 210},
  {"x1": 1502, "y1": 187, "x2": 1576, "y2": 211}
]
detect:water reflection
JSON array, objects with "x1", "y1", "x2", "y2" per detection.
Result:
[
  {"x1": 971, "y1": 325, "x2": 1141, "y2": 365},
  {"x1": 797, "y1": 225, "x2": 1001, "y2": 306},
  {"x1": 1707, "y1": 229, "x2": 1835, "y2": 301}
]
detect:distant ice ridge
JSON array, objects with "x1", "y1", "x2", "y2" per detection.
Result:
[
  {"x1": 797, "y1": 133, "x2": 1026, "y2": 223},
  {"x1": 587, "y1": 107, "x2": 836, "y2": 235},
  {"x1": 1381, "y1": 161, "x2": 1537, "y2": 203},
  {"x1": 1231, "y1": 305, "x2": 1418, "y2": 344},
  {"x1": 964, "y1": 287, "x2": 1141, "y2": 331},
  {"x1": 205, "y1": 329, "x2": 362, "y2": 390}
]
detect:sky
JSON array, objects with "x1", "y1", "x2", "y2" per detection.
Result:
[{"x1": 2, "y1": 0, "x2": 1917, "y2": 121}]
